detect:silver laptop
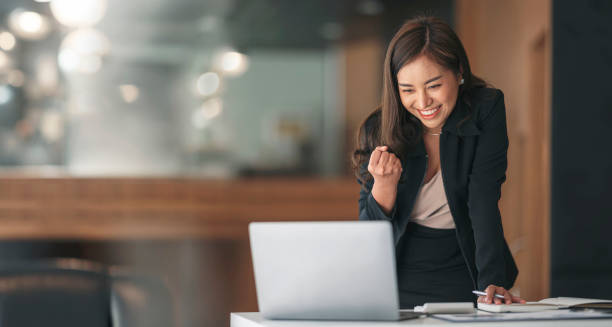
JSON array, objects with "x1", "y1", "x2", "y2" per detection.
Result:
[{"x1": 249, "y1": 221, "x2": 418, "y2": 321}]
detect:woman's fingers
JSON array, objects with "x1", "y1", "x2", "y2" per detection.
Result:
[
  {"x1": 484, "y1": 285, "x2": 496, "y2": 304},
  {"x1": 484, "y1": 285, "x2": 506, "y2": 304},
  {"x1": 368, "y1": 146, "x2": 402, "y2": 177},
  {"x1": 501, "y1": 286, "x2": 513, "y2": 304},
  {"x1": 368, "y1": 146, "x2": 389, "y2": 168},
  {"x1": 482, "y1": 285, "x2": 523, "y2": 305},
  {"x1": 394, "y1": 159, "x2": 403, "y2": 173},
  {"x1": 382, "y1": 153, "x2": 401, "y2": 175},
  {"x1": 491, "y1": 286, "x2": 511, "y2": 304},
  {"x1": 368, "y1": 148, "x2": 382, "y2": 169},
  {"x1": 511, "y1": 294, "x2": 526, "y2": 304}
]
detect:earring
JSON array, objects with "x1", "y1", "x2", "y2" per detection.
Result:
[{"x1": 460, "y1": 78, "x2": 464, "y2": 85}]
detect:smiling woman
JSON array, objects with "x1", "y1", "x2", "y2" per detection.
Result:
[
  {"x1": 396, "y1": 55, "x2": 461, "y2": 132},
  {"x1": 352, "y1": 16, "x2": 524, "y2": 308}
]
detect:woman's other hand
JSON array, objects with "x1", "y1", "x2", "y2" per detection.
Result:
[
  {"x1": 368, "y1": 146, "x2": 402, "y2": 215},
  {"x1": 477, "y1": 285, "x2": 526, "y2": 305},
  {"x1": 368, "y1": 146, "x2": 402, "y2": 186}
]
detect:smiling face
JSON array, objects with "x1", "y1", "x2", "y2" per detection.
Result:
[{"x1": 396, "y1": 54, "x2": 462, "y2": 133}]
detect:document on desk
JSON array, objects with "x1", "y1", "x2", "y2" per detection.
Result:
[
  {"x1": 477, "y1": 297, "x2": 612, "y2": 313},
  {"x1": 433, "y1": 309, "x2": 612, "y2": 323}
]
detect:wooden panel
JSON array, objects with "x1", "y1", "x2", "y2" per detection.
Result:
[
  {"x1": 0, "y1": 177, "x2": 360, "y2": 240},
  {"x1": 517, "y1": 31, "x2": 551, "y2": 300},
  {"x1": 343, "y1": 37, "x2": 383, "y2": 172},
  {"x1": 456, "y1": 0, "x2": 552, "y2": 300}
]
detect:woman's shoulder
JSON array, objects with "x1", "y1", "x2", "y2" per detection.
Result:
[{"x1": 468, "y1": 87, "x2": 505, "y2": 122}]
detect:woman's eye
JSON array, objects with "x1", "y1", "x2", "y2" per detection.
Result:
[
  {"x1": 402, "y1": 89, "x2": 414, "y2": 93},
  {"x1": 428, "y1": 84, "x2": 441, "y2": 89}
]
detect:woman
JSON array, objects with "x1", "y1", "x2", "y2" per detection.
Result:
[{"x1": 353, "y1": 16, "x2": 525, "y2": 308}]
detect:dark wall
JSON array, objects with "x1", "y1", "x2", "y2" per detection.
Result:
[{"x1": 551, "y1": 0, "x2": 612, "y2": 298}]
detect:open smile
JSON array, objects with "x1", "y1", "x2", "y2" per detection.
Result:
[{"x1": 417, "y1": 105, "x2": 442, "y2": 119}]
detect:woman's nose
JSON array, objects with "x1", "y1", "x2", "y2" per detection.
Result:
[{"x1": 415, "y1": 91, "x2": 432, "y2": 109}]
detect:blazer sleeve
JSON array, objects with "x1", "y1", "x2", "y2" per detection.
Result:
[
  {"x1": 357, "y1": 173, "x2": 398, "y2": 222},
  {"x1": 467, "y1": 90, "x2": 512, "y2": 290}
]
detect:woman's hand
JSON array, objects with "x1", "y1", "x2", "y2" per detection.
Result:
[
  {"x1": 477, "y1": 285, "x2": 526, "y2": 305},
  {"x1": 368, "y1": 146, "x2": 402, "y2": 186},
  {"x1": 368, "y1": 146, "x2": 402, "y2": 215}
]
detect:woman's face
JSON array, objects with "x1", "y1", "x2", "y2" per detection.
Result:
[{"x1": 396, "y1": 54, "x2": 461, "y2": 132}]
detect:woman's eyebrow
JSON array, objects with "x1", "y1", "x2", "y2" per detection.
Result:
[{"x1": 398, "y1": 75, "x2": 442, "y2": 87}]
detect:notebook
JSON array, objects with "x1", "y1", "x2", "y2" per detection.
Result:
[{"x1": 477, "y1": 297, "x2": 612, "y2": 313}]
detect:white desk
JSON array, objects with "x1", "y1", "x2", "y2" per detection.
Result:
[{"x1": 231, "y1": 312, "x2": 612, "y2": 327}]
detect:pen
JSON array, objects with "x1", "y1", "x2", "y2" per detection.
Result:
[{"x1": 472, "y1": 290, "x2": 506, "y2": 299}]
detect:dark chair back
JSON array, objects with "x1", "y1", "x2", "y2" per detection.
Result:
[{"x1": 0, "y1": 259, "x2": 111, "y2": 327}]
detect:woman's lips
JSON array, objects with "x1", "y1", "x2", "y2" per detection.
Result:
[{"x1": 417, "y1": 105, "x2": 441, "y2": 119}]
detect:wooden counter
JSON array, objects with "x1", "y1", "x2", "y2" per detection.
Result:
[{"x1": 0, "y1": 177, "x2": 360, "y2": 240}]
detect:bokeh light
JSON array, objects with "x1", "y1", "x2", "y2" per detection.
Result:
[
  {"x1": 7, "y1": 9, "x2": 52, "y2": 40},
  {"x1": 192, "y1": 98, "x2": 223, "y2": 128},
  {"x1": 0, "y1": 31, "x2": 17, "y2": 51},
  {"x1": 58, "y1": 28, "x2": 110, "y2": 74},
  {"x1": 216, "y1": 51, "x2": 249, "y2": 76},
  {"x1": 0, "y1": 52, "x2": 12, "y2": 71},
  {"x1": 196, "y1": 72, "x2": 220, "y2": 96},
  {"x1": 50, "y1": 0, "x2": 107, "y2": 28},
  {"x1": 0, "y1": 85, "x2": 14, "y2": 105},
  {"x1": 119, "y1": 84, "x2": 140, "y2": 103}
]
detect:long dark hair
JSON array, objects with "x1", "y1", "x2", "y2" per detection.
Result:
[{"x1": 352, "y1": 16, "x2": 487, "y2": 185}]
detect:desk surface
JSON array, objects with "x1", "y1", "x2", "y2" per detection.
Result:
[{"x1": 230, "y1": 312, "x2": 612, "y2": 327}]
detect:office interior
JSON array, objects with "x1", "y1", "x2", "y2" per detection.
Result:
[{"x1": 0, "y1": 0, "x2": 610, "y2": 326}]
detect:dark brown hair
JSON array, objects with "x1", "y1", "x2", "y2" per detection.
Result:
[{"x1": 352, "y1": 16, "x2": 487, "y2": 185}]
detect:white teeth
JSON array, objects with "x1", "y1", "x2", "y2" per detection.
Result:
[{"x1": 421, "y1": 105, "x2": 440, "y2": 116}]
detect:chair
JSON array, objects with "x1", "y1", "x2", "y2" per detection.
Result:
[
  {"x1": 0, "y1": 258, "x2": 111, "y2": 327},
  {"x1": 0, "y1": 258, "x2": 175, "y2": 327}
]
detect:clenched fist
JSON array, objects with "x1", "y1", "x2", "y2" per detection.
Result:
[
  {"x1": 368, "y1": 146, "x2": 402, "y2": 187},
  {"x1": 368, "y1": 146, "x2": 402, "y2": 215}
]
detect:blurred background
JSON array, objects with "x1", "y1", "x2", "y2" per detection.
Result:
[{"x1": 0, "y1": 0, "x2": 611, "y2": 326}]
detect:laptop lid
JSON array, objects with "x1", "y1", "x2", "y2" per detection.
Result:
[{"x1": 249, "y1": 221, "x2": 400, "y2": 320}]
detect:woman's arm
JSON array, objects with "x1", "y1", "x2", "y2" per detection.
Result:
[
  {"x1": 358, "y1": 146, "x2": 402, "y2": 220},
  {"x1": 467, "y1": 90, "x2": 513, "y2": 290}
]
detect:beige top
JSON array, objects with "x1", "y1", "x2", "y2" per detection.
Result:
[{"x1": 409, "y1": 170, "x2": 456, "y2": 229}]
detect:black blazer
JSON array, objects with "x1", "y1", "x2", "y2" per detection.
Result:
[{"x1": 358, "y1": 88, "x2": 518, "y2": 290}]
